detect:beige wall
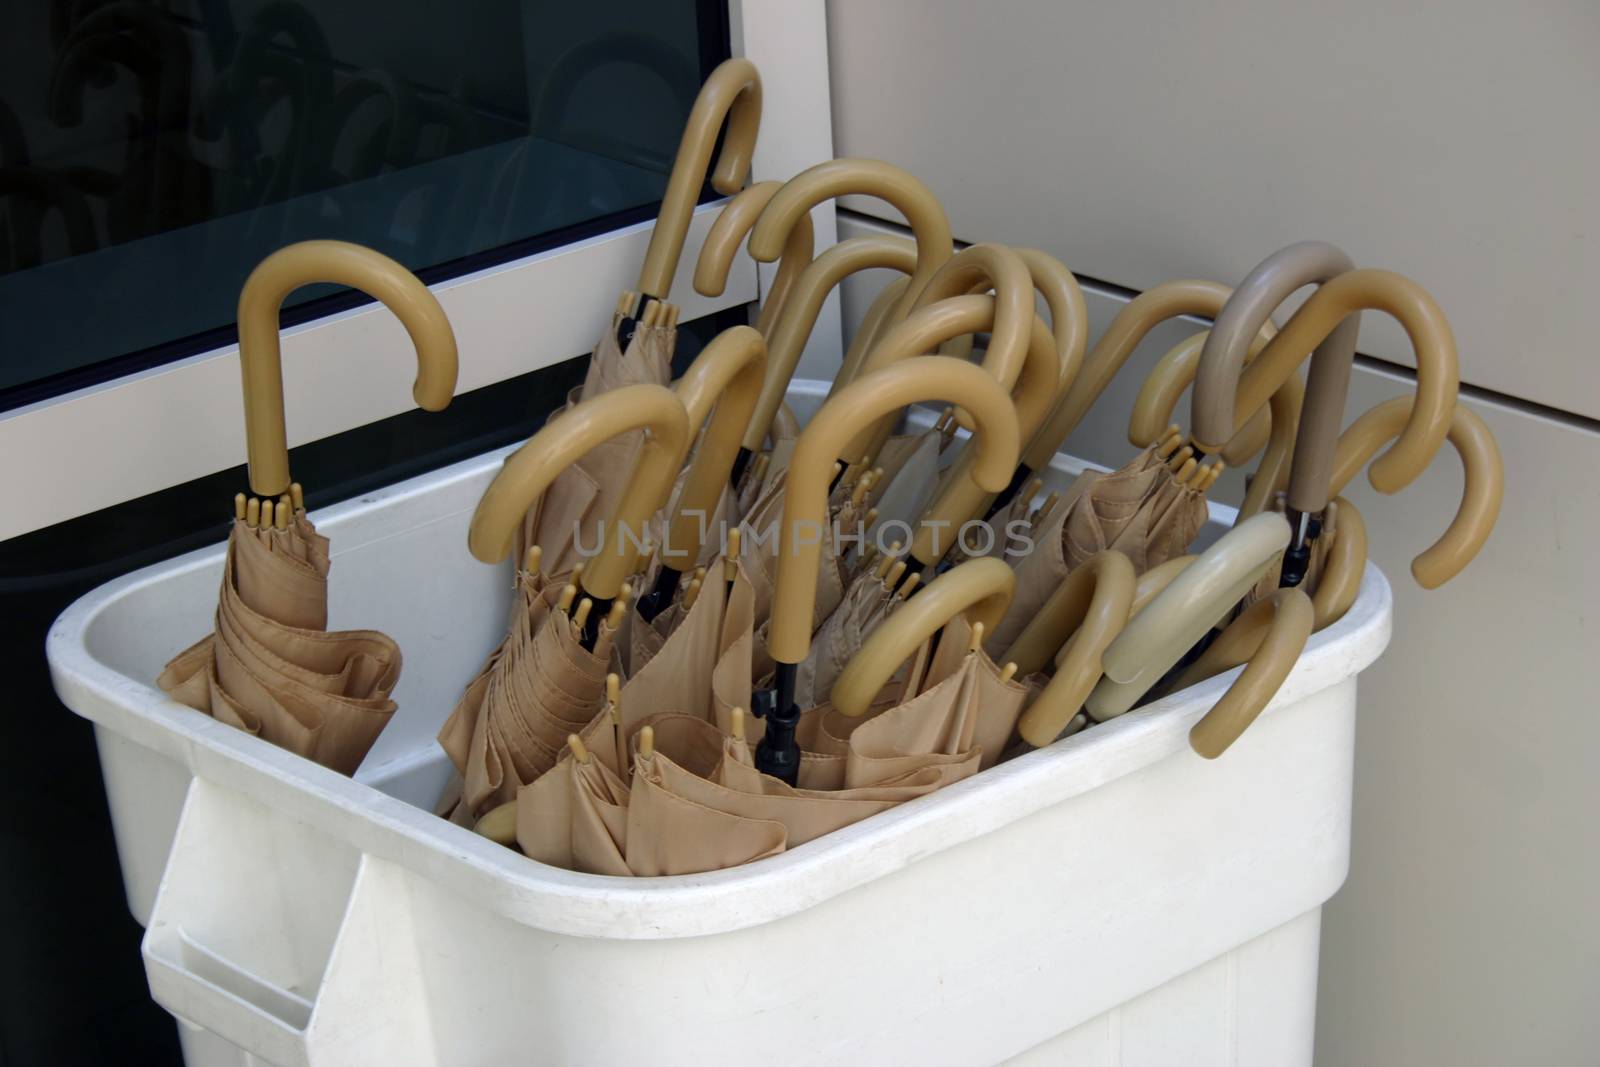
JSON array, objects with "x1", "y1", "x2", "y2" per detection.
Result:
[{"x1": 826, "y1": 3, "x2": 1600, "y2": 1062}]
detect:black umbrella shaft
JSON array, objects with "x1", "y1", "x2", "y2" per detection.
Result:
[
  {"x1": 635, "y1": 566, "x2": 682, "y2": 623},
  {"x1": 984, "y1": 465, "x2": 1036, "y2": 520},
  {"x1": 1278, "y1": 508, "x2": 1322, "y2": 589},
  {"x1": 754, "y1": 663, "x2": 801, "y2": 786},
  {"x1": 729, "y1": 446, "x2": 753, "y2": 488}
]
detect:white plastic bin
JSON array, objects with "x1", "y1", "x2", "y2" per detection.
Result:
[{"x1": 48, "y1": 385, "x2": 1390, "y2": 1067}]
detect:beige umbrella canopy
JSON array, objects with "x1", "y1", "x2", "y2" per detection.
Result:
[
  {"x1": 519, "y1": 58, "x2": 761, "y2": 578},
  {"x1": 760, "y1": 356, "x2": 1021, "y2": 781},
  {"x1": 446, "y1": 384, "x2": 692, "y2": 817},
  {"x1": 159, "y1": 240, "x2": 458, "y2": 775},
  {"x1": 828, "y1": 557, "x2": 1036, "y2": 784}
]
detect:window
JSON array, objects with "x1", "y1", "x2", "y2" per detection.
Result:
[{"x1": 0, "y1": 0, "x2": 730, "y2": 408}]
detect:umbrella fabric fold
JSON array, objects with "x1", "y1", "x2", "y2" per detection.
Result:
[
  {"x1": 161, "y1": 239, "x2": 459, "y2": 775},
  {"x1": 161, "y1": 510, "x2": 403, "y2": 776},
  {"x1": 438, "y1": 560, "x2": 616, "y2": 820}
]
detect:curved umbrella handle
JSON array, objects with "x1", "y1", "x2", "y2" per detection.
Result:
[
  {"x1": 1004, "y1": 551, "x2": 1138, "y2": 747},
  {"x1": 1022, "y1": 279, "x2": 1239, "y2": 473},
  {"x1": 1235, "y1": 269, "x2": 1459, "y2": 505},
  {"x1": 907, "y1": 243, "x2": 1036, "y2": 397},
  {"x1": 1016, "y1": 247, "x2": 1089, "y2": 393},
  {"x1": 1130, "y1": 329, "x2": 1303, "y2": 519},
  {"x1": 830, "y1": 557, "x2": 1017, "y2": 718},
  {"x1": 1132, "y1": 555, "x2": 1197, "y2": 614},
  {"x1": 237, "y1": 239, "x2": 459, "y2": 497},
  {"x1": 770, "y1": 358, "x2": 1021, "y2": 664},
  {"x1": 1191, "y1": 244, "x2": 1355, "y2": 498},
  {"x1": 692, "y1": 180, "x2": 813, "y2": 337},
  {"x1": 741, "y1": 234, "x2": 918, "y2": 452},
  {"x1": 1085, "y1": 512, "x2": 1292, "y2": 721},
  {"x1": 664, "y1": 326, "x2": 767, "y2": 570},
  {"x1": 834, "y1": 275, "x2": 913, "y2": 395},
  {"x1": 1326, "y1": 397, "x2": 1501, "y2": 588},
  {"x1": 895, "y1": 303, "x2": 1058, "y2": 565},
  {"x1": 1308, "y1": 497, "x2": 1367, "y2": 627},
  {"x1": 749, "y1": 157, "x2": 952, "y2": 321},
  {"x1": 1187, "y1": 588, "x2": 1314, "y2": 759},
  {"x1": 636, "y1": 57, "x2": 761, "y2": 302},
  {"x1": 468, "y1": 385, "x2": 690, "y2": 598},
  {"x1": 1129, "y1": 330, "x2": 1275, "y2": 466}
]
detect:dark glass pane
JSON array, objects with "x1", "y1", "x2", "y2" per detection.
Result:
[{"x1": 0, "y1": 0, "x2": 729, "y2": 407}]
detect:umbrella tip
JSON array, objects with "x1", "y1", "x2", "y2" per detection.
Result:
[
  {"x1": 731, "y1": 707, "x2": 746, "y2": 742},
  {"x1": 999, "y1": 661, "x2": 1019, "y2": 684},
  {"x1": 567, "y1": 734, "x2": 591, "y2": 765},
  {"x1": 523, "y1": 545, "x2": 543, "y2": 575},
  {"x1": 276, "y1": 495, "x2": 291, "y2": 530},
  {"x1": 638, "y1": 725, "x2": 655, "y2": 761},
  {"x1": 968, "y1": 621, "x2": 987, "y2": 654},
  {"x1": 245, "y1": 497, "x2": 261, "y2": 528},
  {"x1": 573, "y1": 597, "x2": 594, "y2": 630},
  {"x1": 556, "y1": 583, "x2": 578, "y2": 614},
  {"x1": 234, "y1": 493, "x2": 247, "y2": 522},
  {"x1": 896, "y1": 572, "x2": 921, "y2": 599},
  {"x1": 290, "y1": 482, "x2": 304, "y2": 511},
  {"x1": 606, "y1": 673, "x2": 620, "y2": 709}
]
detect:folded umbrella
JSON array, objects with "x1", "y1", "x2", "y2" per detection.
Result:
[
  {"x1": 761, "y1": 356, "x2": 1021, "y2": 781},
  {"x1": 159, "y1": 240, "x2": 458, "y2": 774},
  {"x1": 450, "y1": 384, "x2": 692, "y2": 815},
  {"x1": 519, "y1": 58, "x2": 761, "y2": 577}
]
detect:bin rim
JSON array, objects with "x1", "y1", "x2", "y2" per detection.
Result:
[{"x1": 47, "y1": 435, "x2": 1391, "y2": 943}]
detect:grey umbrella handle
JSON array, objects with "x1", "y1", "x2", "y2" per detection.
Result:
[{"x1": 1191, "y1": 241, "x2": 1357, "y2": 518}]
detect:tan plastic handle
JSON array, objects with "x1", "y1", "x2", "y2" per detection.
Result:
[
  {"x1": 468, "y1": 385, "x2": 690, "y2": 597},
  {"x1": 237, "y1": 240, "x2": 458, "y2": 496},
  {"x1": 1309, "y1": 498, "x2": 1366, "y2": 627},
  {"x1": 834, "y1": 276, "x2": 911, "y2": 396},
  {"x1": 1016, "y1": 247, "x2": 1089, "y2": 392},
  {"x1": 1022, "y1": 279, "x2": 1238, "y2": 472},
  {"x1": 901, "y1": 303, "x2": 1056, "y2": 564},
  {"x1": 693, "y1": 180, "x2": 813, "y2": 336},
  {"x1": 830, "y1": 557, "x2": 1017, "y2": 718},
  {"x1": 769, "y1": 358, "x2": 1021, "y2": 664},
  {"x1": 741, "y1": 235, "x2": 918, "y2": 451},
  {"x1": 908, "y1": 243, "x2": 1035, "y2": 394},
  {"x1": 1204, "y1": 267, "x2": 1459, "y2": 513},
  {"x1": 1187, "y1": 588, "x2": 1313, "y2": 759},
  {"x1": 636, "y1": 57, "x2": 761, "y2": 301},
  {"x1": 1129, "y1": 330, "x2": 1276, "y2": 466},
  {"x1": 1130, "y1": 329, "x2": 1303, "y2": 519},
  {"x1": 1004, "y1": 552, "x2": 1138, "y2": 747},
  {"x1": 665, "y1": 326, "x2": 767, "y2": 570},
  {"x1": 748, "y1": 158, "x2": 952, "y2": 321},
  {"x1": 1085, "y1": 512, "x2": 1292, "y2": 721},
  {"x1": 1327, "y1": 397, "x2": 1502, "y2": 588}
]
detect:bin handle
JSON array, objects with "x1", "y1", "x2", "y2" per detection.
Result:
[{"x1": 830, "y1": 557, "x2": 1016, "y2": 718}]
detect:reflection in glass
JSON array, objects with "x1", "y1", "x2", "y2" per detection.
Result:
[{"x1": 0, "y1": 0, "x2": 725, "y2": 403}]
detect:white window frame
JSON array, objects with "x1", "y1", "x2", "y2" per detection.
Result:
[{"x1": 0, "y1": 0, "x2": 838, "y2": 541}]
